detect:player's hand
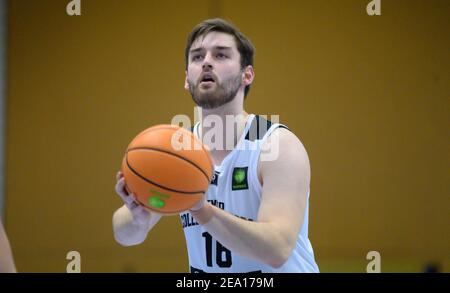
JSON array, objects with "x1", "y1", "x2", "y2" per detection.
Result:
[
  {"x1": 115, "y1": 171, "x2": 152, "y2": 225},
  {"x1": 189, "y1": 194, "x2": 206, "y2": 212},
  {"x1": 188, "y1": 194, "x2": 214, "y2": 225}
]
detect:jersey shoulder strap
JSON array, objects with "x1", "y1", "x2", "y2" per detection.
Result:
[{"x1": 245, "y1": 115, "x2": 289, "y2": 141}]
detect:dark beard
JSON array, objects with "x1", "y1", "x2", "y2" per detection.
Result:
[{"x1": 189, "y1": 73, "x2": 242, "y2": 109}]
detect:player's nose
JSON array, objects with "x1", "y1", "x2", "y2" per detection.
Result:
[{"x1": 202, "y1": 52, "x2": 213, "y2": 70}]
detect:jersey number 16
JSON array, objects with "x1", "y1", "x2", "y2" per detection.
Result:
[{"x1": 202, "y1": 232, "x2": 232, "y2": 267}]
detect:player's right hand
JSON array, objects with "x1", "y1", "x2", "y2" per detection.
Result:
[{"x1": 115, "y1": 171, "x2": 152, "y2": 225}]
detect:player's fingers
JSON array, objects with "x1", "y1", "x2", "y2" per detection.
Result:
[
  {"x1": 128, "y1": 193, "x2": 137, "y2": 204},
  {"x1": 125, "y1": 193, "x2": 138, "y2": 207},
  {"x1": 115, "y1": 178, "x2": 130, "y2": 202},
  {"x1": 116, "y1": 171, "x2": 123, "y2": 181},
  {"x1": 127, "y1": 198, "x2": 140, "y2": 211},
  {"x1": 115, "y1": 179, "x2": 141, "y2": 212},
  {"x1": 138, "y1": 206, "x2": 151, "y2": 218},
  {"x1": 125, "y1": 193, "x2": 136, "y2": 205},
  {"x1": 132, "y1": 205, "x2": 143, "y2": 214}
]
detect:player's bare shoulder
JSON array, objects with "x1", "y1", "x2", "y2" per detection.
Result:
[{"x1": 258, "y1": 127, "x2": 310, "y2": 184}]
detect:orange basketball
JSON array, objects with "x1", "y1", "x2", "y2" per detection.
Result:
[{"x1": 121, "y1": 124, "x2": 213, "y2": 214}]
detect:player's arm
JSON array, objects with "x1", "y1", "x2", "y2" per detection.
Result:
[
  {"x1": 112, "y1": 172, "x2": 162, "y2": 246},
  {"x1": 190, "y1": 128, "x2": 310, "y2": 268},
  {"x1": 0, "y1": 219, "x2": 17, "y2": 273}
]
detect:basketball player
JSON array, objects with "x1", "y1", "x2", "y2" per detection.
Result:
[
  {"x1": 0, "y1": 219, "x2": 17, "y2": 273},
  {"x1": 113, "y1": 19, "x2": 319, "y2": 273}
]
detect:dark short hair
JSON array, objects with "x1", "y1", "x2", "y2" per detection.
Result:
[{"x1": 185, "y1": 18, "x2": 255, "y2": 98}]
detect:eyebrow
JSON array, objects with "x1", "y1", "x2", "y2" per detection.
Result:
[{"x1": 189, "y1": 46, "x2": 233, "y2": 54}]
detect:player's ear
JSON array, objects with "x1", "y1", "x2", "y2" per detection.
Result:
[
  {"x1": 242, "y1": 65, "x2": 254, "y2": 87},
  {"x1": 184, "y1": 71, "x2": 189, "y2": 91}
]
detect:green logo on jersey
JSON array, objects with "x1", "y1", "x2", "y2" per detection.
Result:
[{"x1": 232, "y1": 167, "x2": 248, "y2": 190}]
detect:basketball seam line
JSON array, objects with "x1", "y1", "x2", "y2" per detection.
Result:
[
  {"x1": 127, "y1": 147, "x2": 211, "y2": 181},
  {"x1": 125, "y1": 153, "x2": 208, "y2": 195}
]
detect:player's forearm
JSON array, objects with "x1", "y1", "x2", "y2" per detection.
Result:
[
  {"x1": 0, "y1": 247, "x2": 16, "y2": 273},
  {"x1": 0, "y1": 225, "x2": 17, "y2": 273},
  {"x1": 112, "y1": 205, "x2": 155, "y2": 246},
  {"x1": 190, "y1": 203, "x2": 293, "y2": 268}
]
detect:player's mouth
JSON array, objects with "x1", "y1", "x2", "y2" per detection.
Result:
[{"x1": 199, "y1": 73, "x2": 216, "y2": 86}]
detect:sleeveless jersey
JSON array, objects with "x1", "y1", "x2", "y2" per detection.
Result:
[{"x1": 179, "y1": 114, "x2": 319, "y2": 273}]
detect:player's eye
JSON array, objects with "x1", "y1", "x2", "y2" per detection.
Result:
[
  {"x1": 216, "y1": 53, "x2": 228, "y2": 59},
  {"x1": 192, "y1": 55, "x2": 203, "y2": 61}
]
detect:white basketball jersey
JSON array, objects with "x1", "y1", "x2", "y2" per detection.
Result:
[{"x1": 179, "y1": 114, "x2": 319, "y2": 273}]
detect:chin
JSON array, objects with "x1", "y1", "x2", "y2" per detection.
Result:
[{"x1": 194, "y1": 98, "x2": 220, "y2": 109}]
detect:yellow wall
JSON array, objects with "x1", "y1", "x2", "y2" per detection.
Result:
[{"x1": 4, "y1": 0, "x2": 449, "y2": 272}]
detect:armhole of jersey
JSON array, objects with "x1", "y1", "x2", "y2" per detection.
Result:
[
  {"x1": 192, "y1": 122, "x2": 200, "y2": 138},
  {"x1": 250, "y1": 124, "x2": 290, "y2": 193}
]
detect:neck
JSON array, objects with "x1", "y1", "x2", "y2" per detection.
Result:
[{"x1": 196, "y1": 93, "x2": 249, "y2": 155}]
